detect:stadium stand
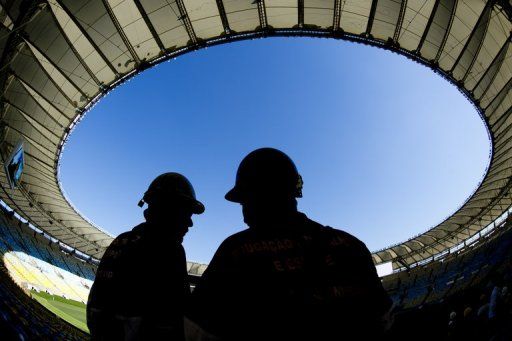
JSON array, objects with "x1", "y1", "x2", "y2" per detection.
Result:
[
  {"x1": 0, "y1": 205, "x2": 94, "y2": 303},
  {"x1": 0, "y1": 235, "x2": 88, "y2": 339},
  {"x1": 384, "y1": 217, "x2": 512, "y2": 339}
]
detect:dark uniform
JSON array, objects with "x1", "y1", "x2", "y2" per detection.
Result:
[
  {"x1": 190, "y1": 212, "x2": 392, "y2": 340},
  {"x1": 87, "y1": 222, "x2": 190, "y2": 340}
]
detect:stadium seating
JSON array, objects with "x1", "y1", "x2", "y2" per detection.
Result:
[
  {"x1": 382, "y1": 220, "x2": 512, "y2": 312},
  {"x1": 0, "y1": 207, "x2": 94, "y2": 303},
  {"x1": 0, "y1": 253, "x2": 88, "y2": 340}
]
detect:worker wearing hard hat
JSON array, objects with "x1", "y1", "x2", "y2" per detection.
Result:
[
  {"x1": 189, "y1": 148, "x2": 392, "y2": 340},
  {"x1": 87, "y1": 173, "x2": 204, "y2": 340}
]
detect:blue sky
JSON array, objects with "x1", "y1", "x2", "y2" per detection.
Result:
[{"x1": 60, "y1": 38, "x2": 490, "y2": 264}]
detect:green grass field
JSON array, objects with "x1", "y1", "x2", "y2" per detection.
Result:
[{"x1": 30, "y1": 290, "x2": 89, "y2": 333}]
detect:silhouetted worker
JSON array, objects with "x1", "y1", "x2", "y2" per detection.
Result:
[
  {"x1": 87, "y1": 173, "x2": 204, "y2": 340},
  {"x1": 188, "y1": 148, "x2": 392, "y2": 340}
]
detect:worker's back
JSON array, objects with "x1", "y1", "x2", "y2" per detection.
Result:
[{"x1": 191, "y1": 212, "x2": 391, "y2": 340}]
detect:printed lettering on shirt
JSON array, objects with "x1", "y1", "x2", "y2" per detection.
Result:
[{"x1": 273, "y1": 256, "x2": 304, "y2": 272}]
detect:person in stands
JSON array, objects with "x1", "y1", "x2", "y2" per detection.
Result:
[
  {"x1": 188, "y1": 148, "x2": 392, "y2": 340},
  {"x1": 87, "y1": 173, "x2": 204, "y2": 340}
]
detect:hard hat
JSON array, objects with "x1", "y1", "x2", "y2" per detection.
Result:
[
  {"x1": 138, "y1": 172, "x2": 205, "y2": 214},
  {"x1": 225, "y1": 148, "x2": 303, "y2": 203}
]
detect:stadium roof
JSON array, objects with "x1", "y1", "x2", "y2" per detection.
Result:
[{"x1": 0, "y1": 0, "x2": 510, "y2": 265}]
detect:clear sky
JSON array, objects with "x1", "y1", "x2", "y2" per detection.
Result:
[{"x1": 60, "y1": 38, "x2": 490, "y2": 264}]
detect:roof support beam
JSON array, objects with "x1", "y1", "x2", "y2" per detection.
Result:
[
  {"x1": 434, "y1": 0, "x2": 458, "y2": 63},
  {"x1": 493, "y1": 121, "x2": 512, "y2": 149},
  {"x1": 486, "y1": 158, "x2": 512, "y2": 177},
  {"x1": 484, "y1": 77, "x2": 512, "y2": 118},
  {"x1": 176, "y1": 0, "x2": 198, "y2": 44},
  {"x1": 332, "y1": 0, "x2": 343, "y2": 32},
  {"x1": 416, "y1": 0, "x2": 441, "y2": 54},
  {"x1": 472, "y1": 34, "x2": 510, "y2": 100},
  {"x1": 101, "y1": 0, "x2": 141, "y2": 65},
  {"x1": 474, "y1": 185, "x2": 504, "y2": 198},
  {"x1": 216, "y1": 0, "x2": 231, "y2": 34},
  {"x1": 365, "y1": 0, "x2": 378, "y2": 36},
  {"x1": 493, "y1": 111, "x2": 512, "y2": 138},
  {"x1": 254, "y1": 0, "x2": 268, "y2": 30},
  {"x1": 297, "y1": 0, "x2": 304, "y2": 28},
  {"x1": 450, "y1": 2, "x2": 491, "y2": 81},
  {"x1": 492, "y1": 141, "x2": 511, "y2": 164},
  {"x1": 133, "y1": 0, "x2": 165, "y2": 53},
  {"x1": 392, "y1": 0, "x2": 407, "y2": 43},
  {"x1": 494, "y1": 143, "x2": 512, "y2": 164}
]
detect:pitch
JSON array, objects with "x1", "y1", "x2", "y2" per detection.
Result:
[{"x1": 30, "y1": 290, "x2": 88, "y2": 333}]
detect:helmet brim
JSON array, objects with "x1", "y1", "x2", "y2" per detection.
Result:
[
  {"x1": 225, "y1": 187, "x2": 242, "y2": 203},
  {"x1": 190, "y1": 199, "x2": 205, "y2": 214}
]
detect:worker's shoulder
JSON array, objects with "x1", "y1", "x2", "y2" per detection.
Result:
[
  {"x1": 106, "y1": 223, "x2": 145, "y2": 251},
  {"x1": 308, "y1": 218, "x2": 368, "y2": 252},
  {"x1": 327, "y1": 227, "x2": 365, "y2": 247},
  {"x1": 220, "y1": 228, "x2": 252, "y2": 248}
]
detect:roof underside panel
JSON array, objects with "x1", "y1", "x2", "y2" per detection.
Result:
[
  {"x1": 59, "y1": 0, "x2": 133, "y2": 75},
  {"x1": 11, "y1": 47, "x2": 75, "y2": 119},
  {"x1": 472, "y1": 37, "x2": 510, "y2": 101},
  {"x1": 223, "y1": 0, "x2": 260, "y2": 33},
  {"x1": 450, "y1": 4, "x2": 491, "y2": 81},
  {"x1": 339, "y1": 0, "x2": 372, "y2": 34},
  {"x1": 24, "y1": 40, "x2": 85, "y2": 108},
  {"x1": 182, "y1": 0, "x2": 224, "y2": 39},
  {"x1": 303, "y1": 0, "x2": 334, "y2": 29},
  {"x1": 107, "y1": 0, "x2": 161, "y2": 62},
  {"x1": 0, "y1": 25, "x2": 10, "y2": 57},
  {"x1": 137, "y1": 0, "x2": 190, "y2": 49},
  {"x1": 0, "y1": 0, "x2": 21, "y2": 24},
  {"x1": 396, "y1": 0, "x2": 436, "y2": 51},
  {"x1": 5, "y1": 80, "x2": 61, "y2": 146},
  {"x1": 370, "y1": 0, "x2": 402, "y2": 42},
  {"x1": 464, "y1": 11, "x2": 509, "y2": 90},
  {"x1": 265, "y1": 0, "x2": 297, "y2": 29},
  {"x1": 418, "y1": 0, "x2": 457, "y2": 62},
  {"x1": 438, "y1": 0, "x2": 486, "y2": 71},
  {"x1": 47, "y1": 1, "x2": 117, "y2": 85},
  {"x1": 24, "y1": 9, "x2": 98, "y2": 99}
]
